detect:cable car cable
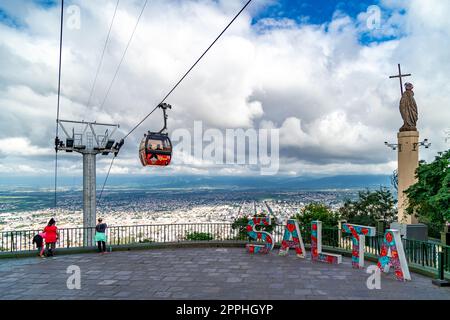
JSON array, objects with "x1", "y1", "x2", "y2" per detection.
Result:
[
  {"x1": 98, "y1": 156, "x2": 116, "y2": 205},
  {"x1": 54, "y1": 0, "x2": 65, "y2": 208},
  {"x1": 98, "y1": 0, "x2": 148, "y2": 112},
  {"x1": 122, "y1": 0, "x2": 253, "y2": 141},
  {"x1": 94, "y1": 0, "x2": 148, "y2": 204},
  {"x1": 97, "y1": 105, "x2": 158, "y2": 202},
  {"x1": 86, "y1": 0, "x2": 120, "y2": 109},
  {"x1": 98, "y1": 0, "x2": 253, "y2": 198}
]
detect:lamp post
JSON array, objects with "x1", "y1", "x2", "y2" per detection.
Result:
[
  {"x1": 412, "y1": 138, "x2": 431, "y2": 151},
  {"x1": 384, "y1": 141, "x2": 400, "y2": 151}
]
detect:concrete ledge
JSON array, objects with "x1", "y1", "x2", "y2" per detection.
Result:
[
  {"x1": 0, "y1": 241, "x2": 248, "y2": 259},
  {"x1": 1, "y1": 241, "x2": 448, "y2": 281}
]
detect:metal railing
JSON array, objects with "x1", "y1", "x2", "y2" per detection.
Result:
[
  {"x1": 1, "y1": 223, "x2": 449, "y2": 274},
  {"x1": 0, "y1": 223, "x2": 241, "y2": 252}
]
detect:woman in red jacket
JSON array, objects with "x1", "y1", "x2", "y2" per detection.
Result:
[{"x1": 43, "y1": 218, "x2": 59, "y2": 256}]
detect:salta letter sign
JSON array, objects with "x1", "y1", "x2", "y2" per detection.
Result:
[
  {"x1": 377, "y1": 229, "x2": 411, "y2": 281},
  {"x1": 279, "y1": 219, "x2": 306, "y2": 258},
  {"x1": 242, "y1": 220, "x2": 412, "y2": 284},
  {"x1": 342, "y1": 223, "x2": 376, "y2": 268},
  {"x1": 246, "y1": 216, "x2": 274, "y2": 254},
  {"x1": 311, "y1": 221, "x2": 342, "y2": 264}
]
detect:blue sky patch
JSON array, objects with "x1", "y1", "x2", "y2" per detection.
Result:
[
  {"x1": 0, "y1": 8, "x2": 23, "y2": 29},
  {"x1": 253, "y1": 0, "x2": 381, "y2": 25},
  {"x1": 252, "y1": 0, "x2": 406, "y2": 45},
  {"x1": 34, "y1": 0, "x2": 59, "y2": 8}
]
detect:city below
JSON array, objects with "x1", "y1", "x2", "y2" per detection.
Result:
[{"x1": 0, "y1": 174, "x2": 392, "y2": 231}]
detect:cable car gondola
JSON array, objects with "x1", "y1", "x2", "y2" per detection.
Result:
[{"x1": 139, "y1": 103, "x2": 172, "y2": 166}]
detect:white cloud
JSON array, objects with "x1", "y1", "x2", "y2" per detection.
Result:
[
  {"x1": 0, "y1": 137, "x2": 52, "y2": 156},
  {"x1": 0, "y1": 0, "x2": 449, "y2": 177}
]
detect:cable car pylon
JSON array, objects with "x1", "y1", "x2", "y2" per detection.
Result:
[{"x1": 56, "y1": 120, "x2": 121, "y2": 245}]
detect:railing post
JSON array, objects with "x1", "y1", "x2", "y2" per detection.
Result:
[
  {"x1": 432, "y1": 248, "x2": 450, "y2": 287},
  {"x1": 376, "y1": 219, "x2": 386, "y2": 234},
  {"x1": 338, "y1": 220, "x2": 346, "y2": 248},
  {"x1": 444, "y1": 247, "x2": 450, "y2": 272},
  {"x1": 10, "y1": 232, "x2": 14, "y2": 252}
]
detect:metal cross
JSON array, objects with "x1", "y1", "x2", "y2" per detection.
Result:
[{"x1": 389, "y1": 63, "x2": 411, "y2": 95}]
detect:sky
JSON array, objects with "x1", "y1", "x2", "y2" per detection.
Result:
[{"x1": 0, "y1": 0, "x2": 449, "y2": 179}]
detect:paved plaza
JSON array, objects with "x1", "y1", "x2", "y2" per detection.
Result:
[{"x1": 0, "y1": 247, "x2": 449, "y2": 300}]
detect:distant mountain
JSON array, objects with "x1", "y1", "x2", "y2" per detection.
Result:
[
  {"x1": 276, "y1": 175, "x2": 392, "y2": 189},
  {"x1": 0, "y1": 174, "x2": 392, "y2": 191},
  {"x1": 93, "y1": 174, "x2": 393, "y2": 190}
]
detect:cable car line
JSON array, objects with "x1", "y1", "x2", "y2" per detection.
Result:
[
  {"x1": 99, "y1": 0, "x2": 252, "y2": 206},
  {"x1": 54, "y1": 0, "x2": 65, "y2": 208},
  {"x1": 98, "y1": 156, "x2": 116, "y2": 205},
  {"x1": 97, "y1": 104, "x2": 159, "y2": 202},
  {"x1": 98, "y1": 0, "x2": 149, "y2": 112},
  {"x1": 101, "y1": 0, "x2": 252, "y2": 192},
  {"x1": 121, "y1": 0, "x2": 253, "y2": 142},
  {"x1": 86, "y1": 0, "x2": 120, "y2": 110}
]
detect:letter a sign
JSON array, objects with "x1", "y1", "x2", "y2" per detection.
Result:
[
  {"x1": 279, "y1": 219, "x2": 306, "y2": 258},
  {"x1": 377, "y1": 229, "x2": 411, "y2": 281}
]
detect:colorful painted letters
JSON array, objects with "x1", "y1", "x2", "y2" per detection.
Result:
[
  {"x1": 243, "y1": 220, "x2": 412, "y2": 283},
  {"x1": 245, "y1": 216, "x2": 274, "y2": 254},
  {"x1": 279, "y1": 219, "x2": 306, "y2": 258},
  {"x1": 342, "y1": 223, "x2": 376, "y2": 268},
  {"x1": 311, "y1": 221, "x2": 342, "y2": 264},
  {"x1": 377, "y1": 229, "x2": 411, "y2": 281}
]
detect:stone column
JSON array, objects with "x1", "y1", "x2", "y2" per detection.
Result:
[{"x1": 397, "y1": 131, "x2": 419, "y2": 224}]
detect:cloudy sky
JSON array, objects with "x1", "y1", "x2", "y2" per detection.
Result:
[{"x1": 0, "y1": 0, "x2": 449, "y2": 179}]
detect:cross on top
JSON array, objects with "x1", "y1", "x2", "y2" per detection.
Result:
[{"x1": 389, "y1": 64, "x2": 411, "y2": 96}]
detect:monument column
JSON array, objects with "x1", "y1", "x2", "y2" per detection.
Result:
[
  {"x1": 387, "y1": 64, "x2": 427, "y2": 240},
  {"x1": 397, "y1": 130, "x2": 419, "y2": 224}
]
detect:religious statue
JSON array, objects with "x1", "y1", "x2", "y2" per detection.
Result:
[{"x1": 399, "y1": 82, "x2": 418, "y2": 131}]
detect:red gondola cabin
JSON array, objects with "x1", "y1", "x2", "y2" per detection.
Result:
[{"x1": 139, "y1": 132, "x2": 172, "y2": 166}]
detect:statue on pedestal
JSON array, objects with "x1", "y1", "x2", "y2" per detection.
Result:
[{"x1": 399, "y1": 82, "x2": 418, "y2": 132}]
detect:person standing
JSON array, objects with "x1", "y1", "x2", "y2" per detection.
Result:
[
  {"x1": 43, "y1": 218, "x2": 59, "y2": 257},
  {"x1": 95, "y1": 218, "x2": 108, "y2": 253}
]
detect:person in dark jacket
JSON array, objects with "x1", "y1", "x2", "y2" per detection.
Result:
[
  {"x1": 32, "y1": 232, "x2": 46, "y2": 257},
  {"x1": 95, "y1": 218, "x2": 108, "y2": 253}
]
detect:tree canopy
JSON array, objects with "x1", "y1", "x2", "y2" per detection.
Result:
[
  {"x1": 405, "y1": 149, "x2": 450, "y2": 237},
  {"x1": 338, "y1": 188, "x2": 397, "y2": 226},
  {"x1": 290, "y1": 203, "x2": 339, "y2": 228}
]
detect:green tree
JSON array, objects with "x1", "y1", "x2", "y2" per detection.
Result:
[
  {"x1": 405, "y1": 149, "x2": 450, "y2": 237},
  {"x1": 338, "y1": 188, "x2": 397, "y2": 226},
  {"x1": 290, "y1": 203, "x2": 339, "y2": 228}
]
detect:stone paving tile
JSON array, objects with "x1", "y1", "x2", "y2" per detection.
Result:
[{"x1": 0, "y1": 247, "x2": 450, "y2": 300}]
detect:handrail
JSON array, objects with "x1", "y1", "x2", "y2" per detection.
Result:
[{"x1": 1, "y1": 223, "x2": 449, "y2": 274}]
